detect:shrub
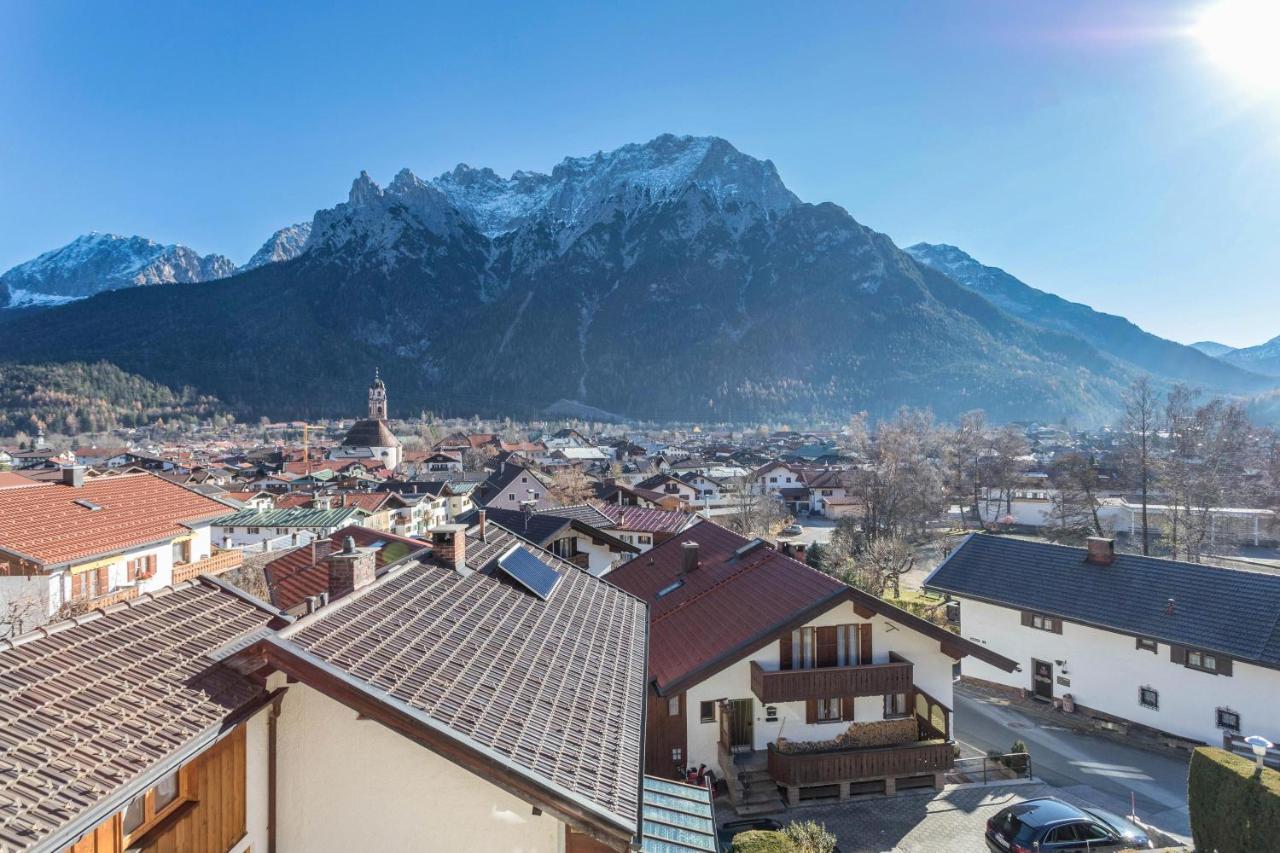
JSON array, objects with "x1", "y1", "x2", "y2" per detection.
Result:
[
  {"x1": 783, "y1": 820, "x2": 837, "y2": 853},
  {"x1": 731, "y1": 830, "x2": 797, "y2": 853},
  {"x1": 1006, "y1": 739, "x2": 1029, "y2": 774},
  {"x1": 1188, "y1": 746, "x2": 1280, "y2": 852}
]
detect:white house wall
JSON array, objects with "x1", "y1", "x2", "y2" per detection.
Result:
[
  {"x1": 274, "y1": 680, "x2": 565, "y2": 853},
  {"x1": 955, "y1": 596, "x2": 1280, "y2": 746},
  {"x1": 683, "y1": 599, "x2": 957, "y2": 779}
]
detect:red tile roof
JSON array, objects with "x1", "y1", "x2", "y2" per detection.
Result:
[
  {"x1": 607, "y1": 521, "x2": 845, "y2": 693},
  {"x1": 0, "y1": 473, "x2": 232, "y2": 568},
  {"x1": 608, "y1": 520, "x2": 1017, "y2": 693},
  {"x1": 0, "y1": 472, "x2": 39, "y2": 490},
  {"x1": 262, "y1": 525, "x2": 427, "y2": 610}
]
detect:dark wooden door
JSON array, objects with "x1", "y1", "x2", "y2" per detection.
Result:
[
  {"x1": 815, "y1": 627, "x2": 838, "y2": 668},
  {"x1": 1032, "y1": 659, "x2": 1053, "y2": 701},
  {"x1": 730, "y1": 698, "x2": 753, "y2": 751}
]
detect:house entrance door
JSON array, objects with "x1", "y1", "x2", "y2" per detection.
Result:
[
  {"x1": 1032, "y1": 659, "x2": 1053, "y2": 701},
  {"x1": 729, "y1": 698, "x2": 753, "y2": 752}
]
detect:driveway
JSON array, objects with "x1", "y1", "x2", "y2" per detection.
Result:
[
  {"x1": 779, "y1": 517, "x2": 834, "y2": 547},
  {"x1": 953, "y1": 685, "x2": 1191, "y2": 839},
  {"x1": 721, "y1": 782, "x2": 1121, "y2": 852}
]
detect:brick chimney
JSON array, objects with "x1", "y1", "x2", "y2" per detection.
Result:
[
  {"x1": 477, "y1": 509, "x2": 487, "y2": 542},
  {"x1": 1085, "y1": 536, "x2": 1115, "y2": 566},
  {"x1": 681, "y1": 541, "x2": 700, "y2": 574},
  {"x1": 328, "y1": 536, "x2": 376, "y2": 599},
  {"x1": 432, "y1": 524, "x2": 468, "y2": 571}
]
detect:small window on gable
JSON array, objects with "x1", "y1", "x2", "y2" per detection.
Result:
[
  {"x1": 671, "y1": 747, "x2": 683, "y2": 765},
  {"x1": 1137, "y1": 638, "x2": 1158, "y2": 653},
  {"x1": 699, "y1": 701, "x2": 715, "y2": 723},
  {"x1": 668, "y1": 696, "x2": 681, "y2": 716},
  {"x1": 1139, "y1": 686, "x2": 1159, "y2": 710},
  {"x1": 1216, "y1": 707, "x2": 1241, "y2": 732},
  {"x1": 1187, "y1": 651, "x2": 1219, "y2": 673}
]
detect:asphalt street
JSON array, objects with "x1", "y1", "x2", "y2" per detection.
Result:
[{"x1": 953, "y1": 685, "x2": 1192, "y2": 839}]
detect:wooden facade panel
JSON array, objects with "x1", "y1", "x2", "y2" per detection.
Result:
[
  {"x1": 767, "y1": 740, "x2": 953, "y2": 786},
  {"x1": 644, "y1": 686, "x2": 687, "y2": 780},
  {"x1": 63, "y1": 726, "x2": 246, "y2": 853},
  {"x1": 567, "y1": 827, "x2": 625, "y2": 853}
]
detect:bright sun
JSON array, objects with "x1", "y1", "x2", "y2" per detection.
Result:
[{"x1": 1193, "y1": 0, "x2": 1280, "y2": 95}]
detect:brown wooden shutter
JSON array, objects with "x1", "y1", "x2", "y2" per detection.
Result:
[
  {"x1": 1170, "y1": 645, "x2": 1187, "y2": 665},
  {"x1": 841, "y1": 697, "x2": 855, "y2": 721},
  {"x1": 857, "y1": 624, "x2": 873, "y2": 665},
  {"x1": 147, "y1": 554, "x2": 156, "y2": 576},
  {"x1": 816, "y1": 626, "x2": 838, "y2": 668},
  {"x1": 1218, "y1": 656, "x2": 1233, "y2": 677},
  {"x1": 805, "y1": 699, "x2": 817, "y2": 724},
  {"x1": 1020, "y1": 611, "x2": 1034, "y2": 627},
  {"x1": 96, "y1": 565, "x2": 108, "y2": 595},
  {"x1": 779, "y1": 632, "x2": 793, "y2": 671},
  {"x1": 1051, "y1": 618, "x2": 1063, "y2": 635}
]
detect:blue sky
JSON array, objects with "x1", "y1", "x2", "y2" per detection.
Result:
[{"x1": 2, "y1": 1, "x2": 1278, "y2": 346}]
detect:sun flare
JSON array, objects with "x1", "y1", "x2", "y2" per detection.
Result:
[{"x1": 1193, "y1": 0, "x2": 1280, "y2": 95}]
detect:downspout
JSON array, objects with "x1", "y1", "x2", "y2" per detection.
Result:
[{"x1": 268, "y1": 692, "x2": 283, "y2": 853}]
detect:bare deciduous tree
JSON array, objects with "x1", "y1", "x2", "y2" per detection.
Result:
[{"x1": 1121, "y1": 376, "x2": 1160, "y2": 555}]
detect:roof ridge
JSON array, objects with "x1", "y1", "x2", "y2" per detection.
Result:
[{"x1": 973, "y1": 531, "x2": 1280, "y2": 579}]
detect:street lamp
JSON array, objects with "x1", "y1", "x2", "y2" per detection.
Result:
[{"x1": 1245, "y1": 735, "x2": 1274, "y2": 771}]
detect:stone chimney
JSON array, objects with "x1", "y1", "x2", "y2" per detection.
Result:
[
  {"x1": 432, "y1": 524, "x2": 468, "y2": 571},
  {"x1": 1085, "y1": 536, "x2": 1115, "y2": 566},
  {"x1": 681, "y1": 541, "x2": 700, "y2": 574},
  {"x1": 327, "y1": 535, "x2": 376, "y2": 599},
  {"x1": 61, "y1": 466, "x2": 86, "y2": 489}
]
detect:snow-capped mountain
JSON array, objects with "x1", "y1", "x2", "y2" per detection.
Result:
[
  {"x1": 241, "y1": 222, "x2": 312, "y2": 271},
  {"x1": 0, "y1": 233, "x2": 236, "y2": 305},
  {"x1": 1221, "y1": 335, "x2": 1280, "y2": 376},
  {"x1": 1190, "y1": 341, "x2": 1237, "y2": 358},
  {"x1": 905, "y1": 242, "x2": 1262, "y2": 391},
  {"x1": 3, "y1": 134, "x2": 1275, "y2": 423}
]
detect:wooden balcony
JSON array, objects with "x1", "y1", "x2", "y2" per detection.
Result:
[
  {"x1": 750, "y1": 658, "x2": 913, "y2": 704},
  {"x1": 88, "y1": 585, "x2": 140, "y2": 609},
  {"x1": 767, "y1": 739, "x2": 953, "y2": 786},
  {"x1": 172, "y1": 548, "x2": 243, "y2": 584}
]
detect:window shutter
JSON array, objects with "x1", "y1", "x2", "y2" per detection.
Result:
[
  {"x1": 805, "y1": 699, "x2": 817, "y2": 724},
  {"x1": 841, "y1": 697, "x2": 855, "y2": 721},
  {"x1": 858, "y1": 624, "x2": 873, "y2": 665},
  {"x1": 1170, "y1": 645, "x2": 1187, "y2": 665},
  {"x1": 1020, "y1": 611, "x2": 1034, "y2": 628},
  {"x1": 816, "y1": 627, "x2": 838, "y2": 668},
  {"x1": 1218, "y1": 656, "x2": 1233, "y2": 677},
  {"x1": 1051, "y1": 618, "x2": 1063, "y2": 635},
  {"x1": 779, "y1": 632, "x2": 793, "y2": 671}
]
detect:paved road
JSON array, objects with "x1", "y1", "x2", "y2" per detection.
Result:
[{"x1": 953, "y1": 686, "x2": 1191, "y2": 838}]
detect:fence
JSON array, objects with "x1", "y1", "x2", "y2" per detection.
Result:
[{"x1": 947, "y1": 753, "x2": 1033, "y2": 785}]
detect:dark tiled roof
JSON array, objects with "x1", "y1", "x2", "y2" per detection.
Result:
[
  {"x1": 926, "y1": 534, "x2": 1280, "y2": 666},
  {"x1": 481, "y1": 463, "x2": 558, "y2": 509},
  {"x1": 0, "y1": 581, "x2": 279, "y2": 851},
  {"x1": 543, "y1": 503, "x2": 618, "y2": 529},
  {"x1": 460, "y1": 508, "x2": 571, "y2": 545},
  {"x1": 273, "y1": 523, "x2": 648, "y2": 832},
  {"x1": 341, "y1": 418, "x2": 400, "y2": 448}
]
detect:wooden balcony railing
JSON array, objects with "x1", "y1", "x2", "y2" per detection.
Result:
[
  {"x1": 767, "y1": 739, "x2": 953, "y2": 786},
  {"x1": 172, "y1": 548, "x2": 243, "y2": 584},
  {"x1": 750, "y1": 658, "x2": 914, "y2": 704},
  {"x1": 87, "y1": 585, "x2": 140, "y2": 609}
]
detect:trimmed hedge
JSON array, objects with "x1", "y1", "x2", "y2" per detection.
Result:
[
  {"x1": 1189, "y1": 746, "x2": 1280, "y2": 852},
  {"x1": 730, "y1": 830, "x2": 796, "y2": 853}
]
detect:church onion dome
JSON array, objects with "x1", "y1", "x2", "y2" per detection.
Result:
[{"x1": 342, "y1": 419, "x2": 400, "y2": 448}]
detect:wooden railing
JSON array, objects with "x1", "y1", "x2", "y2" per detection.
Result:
[
  {"x1": 750, "y1": 659, "x2": 913, "y2": 704},
  {"x1": 172, "y1": 549, "x2": 243, "y2": 584},
  {"x1": 88, "y1": 586, "x2": 140, "y2": 608},
  {"x1": 767, "y1": 739, "x2": 953, "y2": 786}
]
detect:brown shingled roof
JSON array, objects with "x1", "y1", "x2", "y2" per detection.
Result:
[
  {"x1": 0, "y1": 580, "x2": 281, "y2": 851},
  {"x1": 261, "y1": 522, "x2": 647, "y2": 843}
]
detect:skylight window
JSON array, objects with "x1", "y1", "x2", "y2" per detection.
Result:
[
  {"x1": 657, "y1": 579, "x2": 684, "y2": 598},
  {"x1": 74, "y1": 499, "x2": 102, "y2": 511}
]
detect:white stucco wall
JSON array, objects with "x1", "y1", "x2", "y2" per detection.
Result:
[
  {"x1": 956, "y1": 596, "x2": 1280, "y2": 746},
  {"x1": 233, "y1": 707, "x2": 271, "y2": 853},
  {"x1": 275, "y1": 681, "x2": 566, "y2": 853},
  {"x1": 682, "y1": 599, "x2": 957, "y2": 778}
]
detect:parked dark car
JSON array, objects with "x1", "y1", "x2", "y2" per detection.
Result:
[{"x1": 985, "y1": 797, "x2": 1154, "y2": 851}]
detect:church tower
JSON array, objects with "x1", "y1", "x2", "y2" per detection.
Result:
[{"x1": 368, "y1": 368, "x2": 388, "y2": 420}]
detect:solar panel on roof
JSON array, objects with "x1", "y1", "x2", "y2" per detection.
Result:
[{"x1": 496, "y1": 546, "x2": 562, "y2": 600}]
